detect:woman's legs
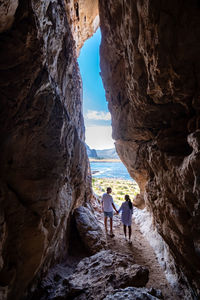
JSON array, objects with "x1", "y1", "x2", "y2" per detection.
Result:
[
  {"x1": 128, "y1": 226, "x2": 132, "y2": 241},
  {"x1": 123, "y1": 225, "x2": 127, "y2": 239}
]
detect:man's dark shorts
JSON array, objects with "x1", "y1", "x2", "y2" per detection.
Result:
[{"x1": 104, "y1": 211, "x2": 113, "y2": 218}]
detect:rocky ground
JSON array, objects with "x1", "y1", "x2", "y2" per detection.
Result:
[
  {"x1": 29, "y1": 203, "x2": 181, "y2": 300},
  {"x1": 95, "y1": 210, "x2": 179, "y2": 300}
]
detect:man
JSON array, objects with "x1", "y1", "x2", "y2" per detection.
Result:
[{"x1": 102, "y1": 187, "x2": 118, "y2": 237}]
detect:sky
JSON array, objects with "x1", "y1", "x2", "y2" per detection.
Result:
[{"x1": 78, "y1": 28, "x2": 115, "y2": 150}]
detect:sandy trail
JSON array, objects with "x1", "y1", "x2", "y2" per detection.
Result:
[{"x1": 95, "y1": 211, "x2": 179, "y2": 300}]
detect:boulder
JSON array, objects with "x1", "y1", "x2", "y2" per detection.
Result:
[
  {"x1": 66, "y1": 250, "x2": 149, "y2": 299},
  {"x1": 104, "y1": 287, "x2": 163, "y2": 300},
  {"x1": 30, "y1": 250, "x2": 149, "y2": 300},
  {"x1": 74, "y1": 205, "x2": 106, "y2": 254}
]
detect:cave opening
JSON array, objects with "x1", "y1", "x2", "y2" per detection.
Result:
[
  {"x1": 78, "y1": 28, "x2": 140, "y2": 211},
  {"x1": 1, "y1": 0, "x2": 199, "y2": 299}
]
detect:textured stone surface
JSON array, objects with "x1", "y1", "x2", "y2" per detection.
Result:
[
  {"x1": 28, "y1": 250, "x2": 149, "y2": 300},
  {"x1": 104, "y1": 287, "x2": 163, "y2": 300},
  {"x1": 65, "y1": 0, "x2": 99, "y2": 54},
  {"x1": 66, "y1": 250, "x2": 149, "y2": 299},
  {"x1": 99, "y1": 0, "x2": 200, "y2": 298},
  {"x1": 1, "y1": 0, "x2": 200, "y2": 299},
  {"x1": 74, "y1": 205, "x2": 106, "y2": 254},
  {"x1": 0, "y1": 1, "x2": 94, "y2": 299},
  {"x1": 48, "y1": 250, "x2": 148, "y2": 300},
  {"x1": 0, "y1": 0, "x2": 19, "y2": 33}
]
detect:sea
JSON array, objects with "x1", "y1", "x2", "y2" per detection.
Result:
[{"x1": 90, "y1": 161, "x2": 132, "y2": 180}]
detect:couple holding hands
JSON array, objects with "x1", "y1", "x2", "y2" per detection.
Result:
[{"x1": 101, "y1": 187, "x2": 133, "y2": 244}]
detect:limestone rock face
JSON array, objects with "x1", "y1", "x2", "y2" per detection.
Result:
[
  {"x1": 65, "y1": 0, "x2": 99, "y2": 54},
  {"x1": 104, "y1": 287, "x2": 163, "y2": 300},
  {"x1": 0, "y1": 0, "x2": 94, "y2": 299},
  {"x1": 0, "y1": 0, "x2": 19, "y2": 33},
  {"x1": 74, "y1": 205, "x2": 106, "y2": 254},
  {"x1": 99, "y1": 0, "x2": 200, "y2": 297},
  {"x1": 66, "y1": 250, "x2": 149, "y2": 300},
  {"x1": 30, "y1": 250, "x2": 149, "y2": 300}
]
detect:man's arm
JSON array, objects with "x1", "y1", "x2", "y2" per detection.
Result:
[
  {"x1": 112, "y1": 203, "x2": 118, "y2": 214},
  {"x1": 101, "y1": 197, "x2": 104, "y2": 212}
]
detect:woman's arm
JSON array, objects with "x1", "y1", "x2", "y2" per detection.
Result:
[{"x1": 118, "y1": 204, "x2": 122, "y2": 214}]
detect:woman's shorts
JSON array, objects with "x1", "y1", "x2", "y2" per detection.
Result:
[{"x1": 104, "y1": 211, "x2": 113, "y2": 218}]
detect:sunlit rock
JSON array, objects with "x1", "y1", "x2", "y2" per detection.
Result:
[{"x1": 65, "y1": 0, "x2": 99, "y2": 55}]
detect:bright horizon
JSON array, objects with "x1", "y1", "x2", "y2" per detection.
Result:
[
  {"x1": 78, "y1": 28, "x2": 115, "y2": 150},
  {"x1": 86, "y1": 125, "x2": 115, "y2": 150}
]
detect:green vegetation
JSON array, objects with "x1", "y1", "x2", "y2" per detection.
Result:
[{"x1": 92, "y1": 177, "x2": 140, "y2": 207}]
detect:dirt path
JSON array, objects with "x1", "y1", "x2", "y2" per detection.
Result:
[{"x1": 95, "y1": 211, "x2": 179, "y2": 300}]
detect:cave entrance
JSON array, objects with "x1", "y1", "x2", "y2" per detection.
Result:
[{"x1": 78, "y1": 29, "x2": 140, "y2": 209}]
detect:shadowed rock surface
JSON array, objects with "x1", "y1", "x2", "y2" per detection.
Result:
[
  {"x1": 66, "y1": 250, "x2": 149, "y2": 299},
  {"x1": 99, "y1": 0, "x2": 200, "y2": 297},
  {"x1": 74, "y1": 205, "x2": 106, "y2": 254},
  {"x1": 36, "y1": 250, "x2": 149, "y2": 300},
  {"x1": 0, "y1": 1, "x2": 95, "y2": 299},
  {"x1": 104, "y1": 287, "x2": 163, "y2": 300}
]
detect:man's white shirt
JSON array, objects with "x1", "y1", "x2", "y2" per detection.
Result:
[{"x1": 102, "y1": 193, "x2": 114, "y2": 212}]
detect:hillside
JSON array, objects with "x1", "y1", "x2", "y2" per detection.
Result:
[
  {"x1": 86, "y1": 144, "x2": 119, "y2": 159},
  {"x1": 96, "y1": 148, "x2": 119, "y2": 159},
  {"x1": 85, "y1": 144, "x2": 98, "y2": 158}
]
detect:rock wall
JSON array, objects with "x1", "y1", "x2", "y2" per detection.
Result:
[
  {"x1": 0, "y1": 0, "x2": 95, "y2": 299},
  {"x1": 99, "y1": 0, "x2": 200, "y2": 298},
  {"x1": 0, "y1": 0, "x2": 19, "y2": 33},
  {"x1": 65, "y1": 0, "x2": 99, "y2": 54}
]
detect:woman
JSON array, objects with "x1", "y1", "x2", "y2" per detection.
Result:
[{"x1": 118, "y1": 195, "x2": 133, "y2": 243}]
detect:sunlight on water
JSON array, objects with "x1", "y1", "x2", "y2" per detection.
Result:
[{"x1": 90, "y1": 161, "x2": 133, "y2": 180}]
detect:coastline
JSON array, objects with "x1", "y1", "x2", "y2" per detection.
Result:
[{"x1": 89, "y1": 158, "x2": 121, "y2": 162}]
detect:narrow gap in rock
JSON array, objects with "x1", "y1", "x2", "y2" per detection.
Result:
[{"x1": 76, "y1": 26, "x2": 178, "y2": 300}]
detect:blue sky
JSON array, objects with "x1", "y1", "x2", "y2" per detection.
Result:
[{"x1": 78, "y1": 28, "x2": 114, "y2": 150}]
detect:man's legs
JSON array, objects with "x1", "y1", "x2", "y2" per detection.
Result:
[
  {"x1": 104, "y1": 216, "x2": 108, "y2": 234},
  {"x1": 110, "y1": 217, "x2": 113, "y2": 234}
]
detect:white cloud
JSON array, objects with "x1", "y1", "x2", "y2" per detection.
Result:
[
  {"x1": 85, "y1": 125, "x2": 115, "y2": 150},
  {"x1": 85, "y1": 110, "x2": 111, "y2": 121}
]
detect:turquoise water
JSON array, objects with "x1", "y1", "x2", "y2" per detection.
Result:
[{"x1": 90, "y1": 161, "x2": 132, "y2": 180}]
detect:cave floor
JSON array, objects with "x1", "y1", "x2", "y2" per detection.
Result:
[
  {"x1": 95, "y1": 211, "x2": 180, "y2": 300},
  {"x1": 36, "y1": 209, "x2": 181, "y2": 300}
]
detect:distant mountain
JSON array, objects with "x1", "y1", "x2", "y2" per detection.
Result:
[
  {"x1": 96, "y1": 148, "x2": 119, "y2": 159},
  {"x1": 86, "y1": 144, "x2": 119, "y2": 159},
  {"x1": 85, "y1": 144, "x2": 98, "y2": 158}
]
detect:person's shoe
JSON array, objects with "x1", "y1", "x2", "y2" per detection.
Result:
[
  {"x1": 110, "y1": 232, "x2": 115, "y2": 237},
  {"x1": 124, "y1": 237, "x2": 127, "y2": 241},
  {"x1": 128, "y1": 240, "x2": 132, "y2": 244}
]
